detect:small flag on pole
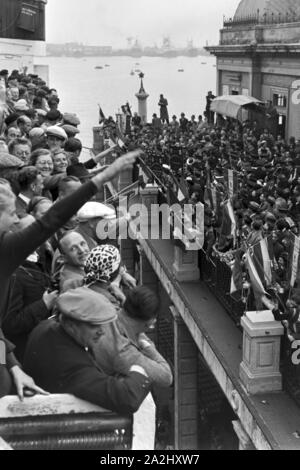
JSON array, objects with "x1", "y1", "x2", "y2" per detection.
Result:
[
  {"x1": 223, "y1": 168, "x2": 238, "y2": 199},
  {"x1": 289, "y1": 234, "x2": 300, "y2": 287},
  {"x1": 230, "y1": 249, "x2": 244, "y2": 295}
]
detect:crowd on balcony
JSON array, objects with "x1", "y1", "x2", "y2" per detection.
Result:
[
  {"x1": 117, "y1": 95, "x2": 300, "y2": 342},
  {"x1": 0, "y1": 66, "x2": 299, "y2": 435},
  {"x1": 0, "y1": 68, "x2": 173, "y2": 432}
]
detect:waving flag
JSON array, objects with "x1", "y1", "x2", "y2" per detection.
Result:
[
  {"x1": 223, "y1": 168, "x2": 238, "y2": 199},
  {"x1": 244, "y1": 237, "x2": 274, "y2": 296},
  {"x1": 288, "y1": 234, "x2": 300, "y2": 287},
  {"x1": 230, "y1": 249, "x2": 244, "y2": 295},
  {"x1": 244, "y1": 249, "x2": 266, "y2": 296},
  {"x1": 98, "y1": 105, "x2": 106, "y2": 125},
  {"x1": 218, "y1": 200, "x2": 237, "y2": 250}
]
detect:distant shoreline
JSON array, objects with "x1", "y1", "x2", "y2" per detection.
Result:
[
  {"x1": 46, "y1": 53, "x2": 210, "y2": 59},
  {"x1": 46, "y1": 46, "x2": 211, "y2": 59}
]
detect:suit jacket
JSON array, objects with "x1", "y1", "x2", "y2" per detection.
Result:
[
  {"x1": 2, "y1": 260, "x2": 50, "y2": 362},
  {"x1": 0, "y1": 181, "x2": 98, "y2": 395},
  {"x1": 24, "y1": 319, "x2": 151, "y2": 415}
]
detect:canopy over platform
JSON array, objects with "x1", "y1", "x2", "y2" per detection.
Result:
[{"x1": 210, "y1": 95, "x2": 265, "y2": 120}]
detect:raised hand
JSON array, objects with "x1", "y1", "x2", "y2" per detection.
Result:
[{"x1": 92, "y1": 150, "x2": 143, "y2": 189}]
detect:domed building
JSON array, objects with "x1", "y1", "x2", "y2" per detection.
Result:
[
  {"x1": 234, "y1": 0, "x2": 300, "y2": 19},
  {"x1": 207, "y1": 0, "x2": 300, "y2": 139}
]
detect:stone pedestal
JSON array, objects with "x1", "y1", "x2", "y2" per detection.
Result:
[
  {"x1": 93, "y1": 126, "x2": 104, "y2": 153},
  {"x1": 240, "y1": 311, "x2": 284, "y2": 394},
  {"x1": 140, "y1": 185, "x2": 159, "y2": 211},
  {"x1": 139, "y1": 185, "x2": 159, "y2": 238},
  {"x1": 173, "y1": 246, "x2": 200, "y2": 282}
]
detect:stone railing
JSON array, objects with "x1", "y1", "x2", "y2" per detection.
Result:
[
  {"x1": 0, "y1": 395, "x2": 133, "y2": 450},
  {"x1": 223, "y1": 12, "x2": 300, "y2": 28},
  {"x1": 0, "y1": 393, "x2": 157, "y2": 450}
]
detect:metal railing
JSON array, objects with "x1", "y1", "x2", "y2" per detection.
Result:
[
  {"x1": 223, "y1": 11, "x2": 300, "y2": 28},
  {"x1": 199, "y1": 252, "x2": 250, "y2": 328}
]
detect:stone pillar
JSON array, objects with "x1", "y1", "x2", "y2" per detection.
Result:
[
  {"x1": 171, "y1": 306, "x2": 198, "y2": 450},
  {"x1": 135, "y1": 73, "x2": 149, "y2": 124},
  {"x1": 139, "y1": 185, "x2": 159, "y2": 239},
  {"x1": 240, "y1": 311, "x2": 284, "y2": 394},
  {"x1": 93, "y1": 126, "x2": 104, "y2": 153},
  {"x1": 173, "y1": 246, "x2": 200, "y2": 283},
  {"x1": 140, "y1": 185, "x2": 159, "y2": 211},
  {"x1": 232, "y1": 421, "x2": 255, "y2": 451}
]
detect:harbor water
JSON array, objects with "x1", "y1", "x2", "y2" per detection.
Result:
[{"x1": 38, "y1": 55, "x2": 216, "y2": 148}]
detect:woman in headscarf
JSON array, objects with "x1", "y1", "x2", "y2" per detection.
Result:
[{"x1": 84, "y1": 244, "x2": 125, "y2": 309}]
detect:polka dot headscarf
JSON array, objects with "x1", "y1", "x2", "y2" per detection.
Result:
[{"x1": 84, "y1": 245, "x2": 121, "y2": 285}]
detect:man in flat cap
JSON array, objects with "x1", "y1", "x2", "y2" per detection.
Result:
[
  {"x1": 24, "y1": 287, "x2": 151, "y2": 415},
  {"x1": 63, "y1": 113, "x2": 81, "y2": 128},
  {"x1": 46, "y1": 126, "x2": 67, "y2": 152}
]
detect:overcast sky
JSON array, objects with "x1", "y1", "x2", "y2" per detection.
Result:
[{"x1": 46, "y1": 0, "x2": 241, "y2": 48}]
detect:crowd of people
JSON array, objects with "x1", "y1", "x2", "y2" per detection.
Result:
[
  {"x1": 0, "y1": 68, "x2": 173, "y2": 427},
  {"x1": 0, "y1": 66, "x2": 299, "y2": 443},
  {"x1": 118, "y1": 96, "x2": 300, "y2": 340}
]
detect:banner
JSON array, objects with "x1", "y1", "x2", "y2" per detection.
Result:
[
  {"x1": 244, "y1": 237, "x2": 274, "y2": 296},
  {"x1": 223, "y1": 168, "x2": 238, "y2": 199},
  {"x1": 230, "y1": 250, "x2": 244, "y2": 295},
  {"x1": 244, "y1": 250, "x2": 267, "y2": 296},
  {"x1": 289, "y1": 234, "x2": 300, "y2": 287}
]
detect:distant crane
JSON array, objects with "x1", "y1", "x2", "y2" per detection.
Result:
[{"x1": 127, "y1": 37, "x2": 134, "y2": 48}]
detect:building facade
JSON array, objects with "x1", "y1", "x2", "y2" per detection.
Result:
[
  {"x1": 0, "y1": 0, "x2": 47, "y2": 79},
  {"x1": 207, "y1": 0, "x2": 300, "y2": 139}
]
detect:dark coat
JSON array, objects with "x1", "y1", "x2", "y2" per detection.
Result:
[
  {"x1": 15, "y1": 196, "x2": 28, "y2": 219},
  {"x1": 2, "y1": 260, "x2": 50, "y2": 363},
  {"x1": 24, "y1": 319, "x2": 151, "y2": 415}
]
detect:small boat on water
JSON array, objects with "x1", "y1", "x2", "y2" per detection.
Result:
[
  {"x1": 95, "y1": 66, "x2": 103, "y2": 69},
  {"x1": 105, "y1": 64, "x2": 110, "y2": 67},
  {"x1": 201, "y1": 62, "x2": 207, "y2": 65},
  {"x1": 178, "y1": 69, "x2": 184, "y2": 72},
  {"x1": 130, "y1": 70, "x2": 135, "y2": 76},
  {"x1": 135, "y1": 69, "x2": 141, "y2": 73}
]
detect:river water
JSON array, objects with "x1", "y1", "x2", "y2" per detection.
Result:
[{"x1": 38, "y1": 55, "x2": 216, "y2": 147}]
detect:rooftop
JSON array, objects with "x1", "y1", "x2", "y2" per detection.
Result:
[{"x1": 224, "y1": 0, "x2": 300, "y2": 28}]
